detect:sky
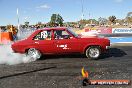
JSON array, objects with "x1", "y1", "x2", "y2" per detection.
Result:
[{"x1": 0, "y1": 0, "x2": 132, "y2": 26}]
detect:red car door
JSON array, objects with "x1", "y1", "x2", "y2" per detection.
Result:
[
  {"x1": 35, "y1": 40, "x2": 57, "y2": 54},
  {"x1": 55, "y1": 39, "x2": 80, "y2": 53},
  {"x1": 53, "y1": 30, "x2": 80, "y2": 54},
  {"x1": 33, "y1": 30, "x2": 57, "y2": 54}
]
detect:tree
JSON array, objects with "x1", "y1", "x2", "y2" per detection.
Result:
[
  {"x1": 24, "y1": 21, "x2": 29, "y2": 28},
  {"x1": 56, "y1": 14, "x2": 64, "y2": 26},
  {"x1": 89, "y1": 19, "x2": 98, "y2": 25},
  {"x1": 98, "y1": 17, "x2": 108, "y2": 26},
  {"x1": 50, "y1": 14, "x2": 64, "y2": 27},
  {"x1": 79, "y1": 19, "x2": 89, "y2": 25},
  {"x1": 108, "y1": 16, "x2": 116, "y2": 25},
  {"x1": 50, "y1": 14, "x2": 56, "y2": 27},
  {"x1": 127, "y1": 17, "x2": 132, "y2": 25},
  {"x1": 116, "y1": 19, "x2": 125, "y2": 25},
  {"x1": 37, "y1": 22, "x2": 42, "y2": 25}
]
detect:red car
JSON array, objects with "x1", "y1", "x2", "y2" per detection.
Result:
[{"x1": 11, "y1": 27, "x2": 110, "y2": 60}]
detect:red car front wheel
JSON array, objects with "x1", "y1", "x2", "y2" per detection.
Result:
[{"x1": 85, "y1": 46, "x2": 101, "y2": 60}]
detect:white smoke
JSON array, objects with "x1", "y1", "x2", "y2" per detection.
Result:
[
  {"x1": 0, "y1": 44, "x2": 37, "y2": 65},
  {"x1": 17, "y1": 28, "x2": 35, "y2": 40},
  {"x1": 0, "y1": 28, "x2": 37, "y2": 65}
]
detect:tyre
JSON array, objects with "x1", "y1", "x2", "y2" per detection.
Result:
[
  {"x1": 26, "y1": 48, "x2": 42, "y2": 61},
  {"x1": 85, "y1": 46, "x2": 101, "y2": 60}
]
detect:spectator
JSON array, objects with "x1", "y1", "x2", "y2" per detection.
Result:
[{"x1": 10, "y1": 25, "x2": 18, "y2": 41}]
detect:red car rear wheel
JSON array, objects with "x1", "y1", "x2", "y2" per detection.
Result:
[{"x1": 26, "y1": 48, "x2": 42, "y2": 60}]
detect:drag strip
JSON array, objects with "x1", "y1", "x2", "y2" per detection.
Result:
[
  {"x1": 0, "y1": 66, "x2": 56, "y2": 79},
  {"x1": 0, "y1": 46, "x2": 132, "y2": 88},
  {"x1": 99, "y1": 33, "x2": 132, "y2": 44}
]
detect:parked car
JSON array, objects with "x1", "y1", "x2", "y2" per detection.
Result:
[{"x1": 11, "y1": 27, "x2": 110, "y2": 60}]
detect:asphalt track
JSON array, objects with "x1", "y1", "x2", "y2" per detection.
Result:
[{"x1": 0, "y1": 45, "x2": 132, "y2": 88}]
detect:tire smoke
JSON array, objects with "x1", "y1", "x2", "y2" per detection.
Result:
[{"x1": 0, "y1": 44, "x2": 37, "y2": 65}]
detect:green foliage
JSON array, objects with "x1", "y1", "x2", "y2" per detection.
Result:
[
  {"x1": 79, "y1": 19, "x2": 98, "y2": 24},
  {"x1": 98, "y1": 17, "x2": 108, "y2": 25},
  {"x1": 127, "y1": 17, "x2": 132, "y2": 24},
  {"x1": 109, "y1": 16, "x2": 116, "y2": 24},
  {"x1": 50, "y1": 14, "x2": 64, "y2": 27},
  {"x1": 24, "y1": 21, "x2": 29, "y2": 28}
]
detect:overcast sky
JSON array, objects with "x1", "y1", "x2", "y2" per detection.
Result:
[{"x1": 0, "y1": 0, "x2": 131, "y2": 25}]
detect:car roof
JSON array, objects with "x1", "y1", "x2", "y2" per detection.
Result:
[{"x1": 38, "y1": 27, "x2": 67, "y2": 31}]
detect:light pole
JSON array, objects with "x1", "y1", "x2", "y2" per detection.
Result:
[
  {"x1": 81, "y1": 0, "x2": 84, "y2": 20},
  {"x1": 17, "y1": 8, "x2": 20, "y2": 30},
  {"x1": 17, "y1": 8, "x2": 20, "y2": 38},
  {"x1": 80, "y1": 0, "x2": 85, "y2": 29}
]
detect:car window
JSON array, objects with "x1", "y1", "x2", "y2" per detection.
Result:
[
  {"x1": 34, "y1": 30, "x2": 51, "y2": 40},
  {"x1": 67, "y1": 28, "x2": 78, "y2": 37},
  {"x1": 54, "y1": 30, "x2": 71, "y2": 40}
]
